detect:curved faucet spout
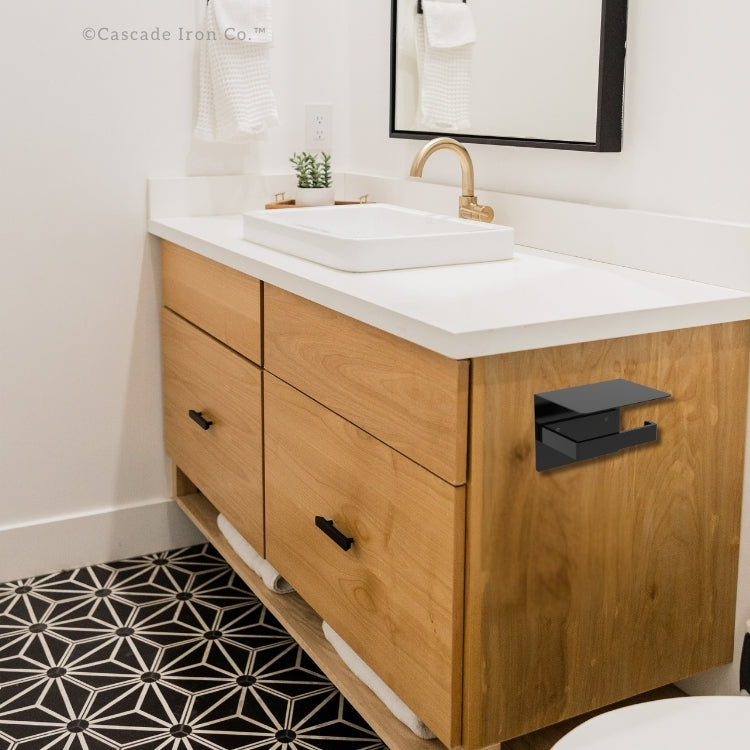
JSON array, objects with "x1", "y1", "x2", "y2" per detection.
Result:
[
  {"x1": 409, "y1": 136, "x2": 475, "y2": 197},
  {"x1": 409, "y1": 137, "x2": 494, "y2": 223}
]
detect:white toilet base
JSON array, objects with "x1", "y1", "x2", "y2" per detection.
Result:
[{"x1": 552, "y1": 697, "x2": 750, "y2": 750}]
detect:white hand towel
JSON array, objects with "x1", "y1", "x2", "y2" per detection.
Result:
[
  {"x1": 322, "y1": 622, "x2": 436, "y2": 740},
  {"x1": 212, "y1": 0, "x2": 272, "y2": 43},
  {"x1": 422, "y1": 0, "x2": 476, "y2": 48},
  {"x1": 415, "y1": 13, "x2": 473, "y2": 131},
  {"x1": 217, "y1": 514, "x2": 293, "y2": 594},
  {"x1": 194, "y1": 0, "x2": 278, "y2": 142}
]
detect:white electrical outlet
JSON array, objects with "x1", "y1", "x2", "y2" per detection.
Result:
[{"x1": 305, "y1": 104, "x2": 333, "y2": 151}]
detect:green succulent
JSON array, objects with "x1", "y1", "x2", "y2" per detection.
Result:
[{"x1": 289, "y1": 152, "x2": 332, "y2": 189}]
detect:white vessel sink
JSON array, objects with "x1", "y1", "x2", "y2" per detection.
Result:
[{"x1": 242, "y1": 203, "x2": 514, "y2": 271}]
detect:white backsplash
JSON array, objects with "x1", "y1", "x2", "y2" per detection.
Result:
[{"x1": 148, "y1": 173, "x2": 750, "y2": 292}]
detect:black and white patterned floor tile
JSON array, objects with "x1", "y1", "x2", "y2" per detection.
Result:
[{"x1": 0, "y1": 543, "x2": 387, "y2": 750}]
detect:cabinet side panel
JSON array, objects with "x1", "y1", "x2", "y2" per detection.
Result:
[{"x1": 462, "y1": 322, "x2": 750, "y2": 746}]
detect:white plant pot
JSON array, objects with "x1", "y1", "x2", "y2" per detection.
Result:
[{"x1": 296, "y1": 187, "x2": 335, "y2": 207}]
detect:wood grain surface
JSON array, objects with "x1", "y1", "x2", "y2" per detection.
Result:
[
  {"x1": 162, "y1": 240, "x2": 262, "y2": 365},
  {"x1": 264, "y1": 373, "x2": 465, "y2": 746},
  {"x1": 162, "y1": 309, "x2": 264, "y2": 555},
  {"x1": 461, "y1": 322, "x2": 750, "y2": 746},
  {"x1": 264, "y1": 285, "x2": 469, "y2": 485}
]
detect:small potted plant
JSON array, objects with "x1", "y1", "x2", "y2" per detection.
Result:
[{"x1": 289, "y1": 151, "x2": 334, "y2": 206}]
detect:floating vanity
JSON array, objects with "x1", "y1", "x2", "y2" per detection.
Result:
[{"x1": 150, "y1": 206, "x2": 750, "y2": 750}]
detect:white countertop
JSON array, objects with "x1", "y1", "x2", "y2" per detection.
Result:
[{"x1": 149, "y1": 214, "x2": 750, "y2": 359}]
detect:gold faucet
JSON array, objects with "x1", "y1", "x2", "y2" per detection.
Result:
[{"x1": 409, "y1": 137, "x2": 495, "y2": 223}]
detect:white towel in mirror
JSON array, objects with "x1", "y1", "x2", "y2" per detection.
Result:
[
  {"x1": 415, "y1": 1, "x2": 475, "y2": 131},
  {"x1": 422, "y1": 0, "x2": 476, "y2": 48},
  {"x1": 397, "y1": 0, "x2": 419, "y2": 58}
]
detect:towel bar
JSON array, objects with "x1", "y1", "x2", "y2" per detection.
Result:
[{"x1": 417, "y1": 0, "x2": 467, "y2": 13}]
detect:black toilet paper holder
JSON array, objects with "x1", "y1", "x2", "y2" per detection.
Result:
[{"x1": 534, "y1": 378, "x2": 670, "y2": 471}]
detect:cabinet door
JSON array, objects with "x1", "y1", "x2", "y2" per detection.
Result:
[
  {"x1": 162, "y1": 308, "x2": 264, "y2": 555},
  {"x1": 264, "y1": 373, "x2": 464, "y2": 748}
]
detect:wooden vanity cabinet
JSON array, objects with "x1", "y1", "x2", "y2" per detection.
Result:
[{"x1": 160, "y1": 240, "x2": 750, "y2": 750}]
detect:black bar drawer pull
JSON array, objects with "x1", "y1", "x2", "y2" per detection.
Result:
[
  {"x1": 534, "y1": 378, "x2": 670, "y2": 471},
  {"x1": 188, "y1": 409, "x2": 213, "y2": 430},
  {"x1": 315, "y1": 516, "x2": 354, "y2": 552}
]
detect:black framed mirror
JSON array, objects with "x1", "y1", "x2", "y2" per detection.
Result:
[{"x1": 390, "y1": 0, "x2": 628, "y2": 151}]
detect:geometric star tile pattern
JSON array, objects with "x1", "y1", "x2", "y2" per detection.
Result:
[{"x1": 0, "y1": 544, "x2": 387, "y2": 750}]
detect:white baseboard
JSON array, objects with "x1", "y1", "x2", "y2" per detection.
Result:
[{"x1": 0, "y1": 499, "x2": 206, "y2": 584}]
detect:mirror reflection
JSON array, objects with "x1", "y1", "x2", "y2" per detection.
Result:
[{"x1": 390, "y1": 0, "x2": 627, "y2": 151}]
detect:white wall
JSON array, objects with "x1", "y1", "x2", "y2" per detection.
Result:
[
  {"x1": 186, "y1": 0, "x2": 351, "y2": 177},
  {"x1": 347, "y1": 0, "x2": 750, "y2": 225},
  {"x1": 0, "y1": 0, "x2": 346, "y2": 578},
  {"x1": 1, "y1": 1, "x2": 194, "y2": 536},
  {"x1": 0, "y1": 0, "x2": 204, "y2": 575}
]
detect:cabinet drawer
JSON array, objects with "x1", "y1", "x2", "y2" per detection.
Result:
[
  {"x1": 264, "y1": 373, "x2": 464, "y2": 746},
  {"x1": 162, "y1": 308, "x2": 264, "y2": 554},
  {"x1": 264, "y1": 285, "x2": 469, "y2": 485},
  {"x1": 161, "y1": 240, "x2": 262, "y2": 365}
]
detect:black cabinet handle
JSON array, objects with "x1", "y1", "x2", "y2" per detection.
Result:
[
  {"x1": 188, "y1": 409, "x2": 213, "y2": 430},
  {"x1": 315, "y1": 516, "x2": 354, "y2": 552}
]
